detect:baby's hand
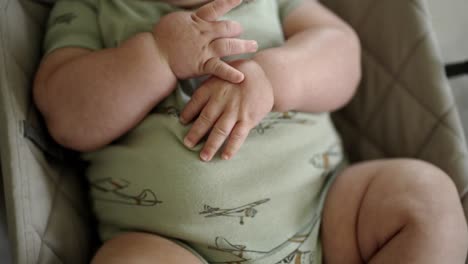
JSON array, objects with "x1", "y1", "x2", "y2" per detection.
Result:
[
  {"x1": 153, "y1": 0, "x2": 258, "y2": 83},
  {"x1": 180, "y1": 60, "x2": 274, "y2": 161}
]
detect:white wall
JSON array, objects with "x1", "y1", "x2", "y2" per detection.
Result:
[
  {"x1": 427, "y1": 0, "x2": 468, "y2": 142},
  {"x1": 427, "y1": 0, "x2": 468, "y2": 62}
]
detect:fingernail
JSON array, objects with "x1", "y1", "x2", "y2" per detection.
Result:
[
  {"x1": 222, "y1": 153, "x2": 230, "y2": 160},
  {"x1": 184, "y1": 137, "x2": 194, "y2": 148},
  {"x1": 250, "y1": 41, "x2": 258, "y2": 50},
  {"x1": 200, "y1": 151, "x2": 210, "y2": 161},
  {"x1": 180, "y1": 116, "x2": 186, "y2": 124},
  {"x1": 236, "y1": 73, "x2": 245, "y2": 83}
]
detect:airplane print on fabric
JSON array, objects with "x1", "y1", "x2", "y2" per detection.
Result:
[
  {"x1": 90, "y1": 178, "x2": 162, "y2": 206},
  {"x1": 199, "y1": 199, "x2": 270, "y2": 225},
  {"x1": 255, "y1": 112, "x2": 316, "y2": 134},
  {"x1": 51, "y1": 12, "x2": 77, "y2": 26},
  {"x1": 309, "y1": 142, "x2": 342, "y2": 171},
  {"x1": 207, "y1": 213, "x2": 320, "y2": 264}
]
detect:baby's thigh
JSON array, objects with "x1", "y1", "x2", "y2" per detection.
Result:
[
  {"x1": 320, "y1": 158, "x2": 462, "y2": 263},
  {"x1": 91, "y1": 232, "x2": 205, "y2": 264}
]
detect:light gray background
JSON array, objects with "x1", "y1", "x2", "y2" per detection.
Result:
[
  {"x1": 0, "y1": 0, "x2": 467, "y2": 263},
  {"x1": 428, "y1": 0, "x2": 468, "y2": 140}
]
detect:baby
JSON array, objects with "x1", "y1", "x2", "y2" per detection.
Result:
[{"x1": 33, "y1": 0, "x2": 468, "y2": 263}]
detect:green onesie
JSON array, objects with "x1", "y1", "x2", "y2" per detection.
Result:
[{"x1": 44, "y1": 1, "x2": 347, "y2": 263}]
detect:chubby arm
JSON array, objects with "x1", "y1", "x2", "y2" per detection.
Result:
[
  {"x1": 253, "y1": 0, "x2": 361, "y2": 113},
  {"x1": 34, "y1": 33, "x2": 177, "y2": 152},
  {"x1": 34, "y1": 0, "x2": 256, "y2": 152}
]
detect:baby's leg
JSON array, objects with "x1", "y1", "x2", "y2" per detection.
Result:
[
  {"x1": 91, "y1": 232, "x2": 204, "y2": 264},
  {"x1": 322, "y1": 159, "x2": 468, "y2": 264}
]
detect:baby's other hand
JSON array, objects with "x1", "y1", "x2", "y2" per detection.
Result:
[
  {"x1": 153, "y1": 0, "x2": 258, "y2": 83},
  {"x1": 180, "y1": 60, "x2": 274, "y2": 162}
]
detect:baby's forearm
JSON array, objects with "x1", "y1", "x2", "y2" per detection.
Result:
[
  {"x1": 254, "y1": 25, "x2": 361, "y2": 113},
  {"x1": 34, "y1": 32, "x2": 177, "y2": 152}
]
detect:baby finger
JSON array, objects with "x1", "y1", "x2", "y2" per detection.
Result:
[
  {"x1": 210, "y1": 20, "x2": 243, "y2": 38},
  {"x1": 180, "y1": 86, "x2": 211, "y2": 125},
  {"x1": 204, "y1": 58, "x2": 244, "y2": 83},
  {"x1": 200, "y1": 112, "x2": 237, "y2": 162},
  {"x1": 222, "y1": 121, "x2": 251, "y2": 160},
  {"x1": 210, "y1": 38, "x2": 258, "y2": 58},
  {"x1": 184, "y1": 99, "x2": 224, "y2": 149},
  {"x1": 196, "y1": 0, "x2": 242, "y2": 22}
]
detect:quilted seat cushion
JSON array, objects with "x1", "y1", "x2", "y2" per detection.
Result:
[
  {"x1": 325, "y1": 0, "x2": 468, "y2": 219},
  {"x1": 0, "y1": 0, "x2": 97, "y2": 263}
]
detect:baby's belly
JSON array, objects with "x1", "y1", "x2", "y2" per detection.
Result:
[{"x1": 83, "y1": 111, "x2": 343, "y2": 242}]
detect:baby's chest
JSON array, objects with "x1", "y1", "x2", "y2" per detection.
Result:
[{"x1": 96, "y1": 0, "x2": 285, "y2": 50}]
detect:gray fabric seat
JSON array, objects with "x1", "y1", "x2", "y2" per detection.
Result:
[{"x1": 1, "y1": 0, "x2": 467, "y2": 263}]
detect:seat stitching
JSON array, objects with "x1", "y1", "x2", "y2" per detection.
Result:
[
  {"x1": 32, "y1": 228, "x2": 64, "y2": 264},
  {"x1": 334, "y1": 111, "x2": 390, "y2": 157},
  {"x1": 1, "y1": 0, "x2": 34, "y2": 262},
  {"x1": 361, "y1": 44, "x2": 464, "y2": 145},
  {"x1": 35, "y1": 166, "x2": 62, "y2": 264},
  {"x1": 35, "y1": 157, "x2": 87, "y2": 220},
  {"x1": 414, "y1": 105, "x2": 453, "y2": 157},
  {"x1": 361, "y1": 32, "x2": 429, "y2": 127}
]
